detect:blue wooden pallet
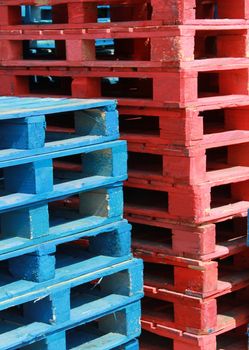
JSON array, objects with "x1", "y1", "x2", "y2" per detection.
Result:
[
  {"x1": 0, "y1": 140, "x2": 127, "y2": 212},
  {"x1": 0, "y1": 258, "x2": 143, "y2": 350},
  {"x1": 0, "y1": 183, "x2": 123, "y2": 243},
  {"x1": 19, "y1": 314, "x2": 139, "y2": 350},
  {"x1": 0, "y1": 228, "x2": 141, "y2": 308},
  {"x1": 0, "y1": 97, "x2": 119, "y2": 162},
  {"x1": 0, "y1": 220, "x2": 132, "y2": 285},
  {"x1": 0, "y1": 218, "x2": 129, "y2": 259}
]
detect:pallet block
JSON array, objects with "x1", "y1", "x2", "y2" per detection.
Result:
[
  {"x1": 0, "y1": 96, "x2": 119, "y2": 158},
  {"x1": 0, "y1": 64, "x2": 249, "y2": 108},
  {"x1": 1, "y1": 0, "x2": 249, "y2": 25},
  {"x1": 0, "y1": 24, "x2": 248, "y2": 65}
]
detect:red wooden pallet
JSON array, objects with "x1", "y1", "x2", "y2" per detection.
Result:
[
  {"x1": 0, "y1": 24, "x2": 248, "y2": 65},
  {"x1": 142, "y1": 317, "x2": 249, "y2": 348},
  {"x1": 124, "y1": 170, "x2": 249, "y2": 224},
  {"x1": 0, "y1": 63, "x2": 249, "y2": 109},
  {"x1": 142, "y1": 278, "x2": 249, "y2": 334},
  {"x1": 140, "y1": 326, "x2": 247, "y2": 350},
  {"x1": 131, "y1": 215, "x2": 247, "y2": 260},
  {"x1": 141, "y1": 248, "x2": 249, "y2": 297},
  {"x1": 119, "y1": 104, "x2": 249, "y2": 148},
  {"x1": 127, "y1": 137, "x2": 249, "y2": 185},
  {"x1": 1, "y1": 0, "x2": 249, "y2": 25}
]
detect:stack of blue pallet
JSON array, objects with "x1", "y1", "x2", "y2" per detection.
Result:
[{"x1": 0, "y1": 96, "x2": 143, "y2": 350}]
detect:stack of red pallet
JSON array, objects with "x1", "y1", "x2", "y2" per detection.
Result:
[{"x1": 0, "y1": 1, "x2": 249, "y2": 349}]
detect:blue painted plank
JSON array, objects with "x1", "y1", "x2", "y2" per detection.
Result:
[{"x1": 0, "y1": 97, "x2": 116, "y2": 119}]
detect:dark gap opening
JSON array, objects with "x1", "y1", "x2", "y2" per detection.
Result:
[
  {"x1": 96, "y1": 38, "x2": 150, "y2": 61},
  {"x1": 53, "y1": 154, "x2": 83, "y2": 184},
  {"x1": 124, "y1": 187, "x2": 168, "y2": 211},
  {"x1": 195, "y1": 33, "x2": 217, "y2": 59},
  {"x1": 132, "y1": 222, "x2": 173, "y2": 250},
  {"x1": 128, "y1": 152, "x2": 163, "y2": 176},
  {"x1": 29, "y1": 76, "x2": 72, "y2": 95},
  {"x1": 101, "y1": 78, "x2": 153, "y2": 99},
  {"x1": 98, "y1": 5, "x2": 110, "y2": 20},
  {"x1": 49, "y1": 194, "x2": 81, "y2": 222},
  {"x1": 216, "y1": 255, "x2": 237, "y2": 281},
  {"x1": 207, "y1": 143, "x2": 249, "y2": 172},
  {"x1": 198, "y1": 72, "x2": 219, "y2": 98},
  {"x1": 210, "y1": 184, "x2": 233, "y2": 208},
  {"x1": 108, "y1": 4, "x2": 152, "y2": 22},
  {"x1": 217, "y1": 324, "x2": 248, "y2": 348},
  {"x1": 199, "y1": 70, "x2": 247, "y2": 98},
  {"x1": 23, "y1": 40, "x2": 66, "y2": 60},
  {"x1": 196, "y1": 0, "x2": 218, "y2": 19},
  {"x1": 144, "y1": 262, "x2": 174, "y2": 286},
  {"x1": 142, "y1": 296, "x2": 175, "y2": 323},
  {"x1": 217, "y1": 286, "x2": 249, "y2": 316},
  {"x1": 0, "y1": 296, "x2": 51, "y2": 337},
  {"x1": 201, "y1": 109, "x2": 225, "y2": 134},
  {"x1": 140, "y1": 330, "x2": 174, "y2": 349},
  {"x1": 45, "y1": 111, "x2": 75, "y2": 141},
  {"x1": 0, "y1": 304, "x2": 25, "y2": 334},
  {"x1": 206, "y1": 146, "x2": 228, "y2": 171},
  {"x1": 216, "y1": 217, "x2": 247, "y2": 243},
  {"x1": 119, "y1": 115, "x2": 160, "y2": 136}
]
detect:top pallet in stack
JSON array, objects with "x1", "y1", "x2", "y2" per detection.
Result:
[
  {"x1": 0, "y1": 96, "x2": 143, "y2": 349},
  {"x1": 0, "y1": 1, "x2": 249, "y2": 349},
  {"x1": 1, "y1": 0, "x2": 249, "y2": 109}
]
